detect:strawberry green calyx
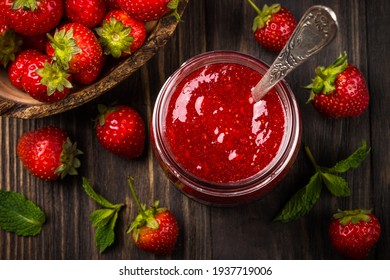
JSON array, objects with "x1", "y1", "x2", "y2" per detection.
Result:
[
  {"x1": 0, "y1": 29, "x2": 23, "y2": 68},
  {"x1": 47, "y1": 28, "x2": 81, "y2": 71},
  {"x1": 305, "y1": 52, "x2": 348, "y2": 102},
  {"x1": 96, "y1": 104, "x2": 117, "y2": 126},
  {"x1": 167, "y1": 0, "x2": 180, "y2": 21},
  {"x1": 55, "y1": 138, "x2": 83, "y2": 179},
  {"x1": 126, "y1": 176, "x2": 166, "y2": 241},
  {"x1": 96, "y1": 17, "x2": 134, "y2": 58},
  {"x1": 36, "y1": 62, "x2": 72, "y2": 95},
  {"x1": 11, "y1": 0, "x2": 38, "y2": 10},
  {"x1": 247, "y1": 0, "x2": 281, "y2": 31},
  {"x1": 333, "y1": 209, "x2": 373, "y2": 226}
]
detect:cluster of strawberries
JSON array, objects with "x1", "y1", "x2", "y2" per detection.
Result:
[
  {"x1": 247, "y1": 1, "x2": 379, "y2": 260},
  {"x1": 0, "y1": 0, "x2": 178, "y2": 103}
]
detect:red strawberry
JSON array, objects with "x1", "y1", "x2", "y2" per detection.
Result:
[
  {"x1": 329, "y1": 209, "x2": 381, "y2": 259},
  {"x1": 65, "y1": 0, "x2": 107, "y2": 29},
  {"x1": 17, "y1": 126, "x2": 83, "y2": 181},
  {"x1": 0, "y1": 18, "x2": 22, "y2": 68},
  {"x1": 21, "y1": 54, "x2": 72, "y2": 103},
  {"x1": 72, "y1": 54, "x2": 106, "y2": 85},
  {"x1": 117, "y1": 0, "x2": 180, "y2": 22},
  {"x1": 0, "y1": 0, "x2": 63, "y2": 36},
  {"x1": 7, "y1": 49, "x2": 46, "y2": 90},
  {"x1": 95, "y1": 9, "x2": 146, "y2": 58},
  {"x1": 95, "y1": 104, "x2": 145, "y2": 158},
  {"x1": 306, "y1": 53, "x2": 370, "y2": 118},
  {"x1": 126, "y1": 177, "x2": 179, "y2": 255},
  {"x1": 46, "y1": 23, "x2": 104, "y2": 74},
  {"x1": 247, "y1": 1, "x2": 296, "y2": 53}
]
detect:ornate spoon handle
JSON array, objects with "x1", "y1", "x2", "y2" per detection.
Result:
[{"x1": 252, "y1": 5, "x2": 338, "y2": 102}]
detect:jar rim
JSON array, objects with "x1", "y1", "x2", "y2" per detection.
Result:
[{"x1": 152, "y1": 50, "x2": 301, "y2": 196}]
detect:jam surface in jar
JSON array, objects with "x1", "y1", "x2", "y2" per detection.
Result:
[{"x1": 165, "y1": 63, "x2": 286, "y2": 184}]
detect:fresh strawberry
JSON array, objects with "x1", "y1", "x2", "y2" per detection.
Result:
[
  {"x1": 17, "y1": 126, "x2": 83, "y2": 181},
  {"x1": 329, "y1": 209, "x2": 381, "y2": 259},
  {"x1": 46, "y1": 23, "x2": 104, "y2": 74},
  {"x1": 72, "y1": 54, "x2": 106, "y2": 85},
  {"x1": 95, "y1": 104, "x2": 145, "y2": 158},
  {"x1": 96, "y1": 9, "x2": 146, "y2": 58},
  {"x1": 105, "y1": 0, "x2": 121, "y2": 10},
  {"x1": 126, "y1": 177, "x2": 179, "y2": 255},
  {"x1": 7, "y1": 49, "x2": 46, "y2": 90},
  {"x1": 247, "y1": 1, "x2": 296, "y2": 52},
  {"x1": 21, "y1": 54, "x2": 72, "y2": 103},
  {"x1": 117, "y1": 0, "x2": 180, "y2": 22},
  {"x1": 65, "y1": 0, "x2": 107, "y2": 29},
  {"x1": 305, "y1": 53, "x2": 370, "y2": 118},
  {"x1": 0, "y1": 18, "x2": 22, "y2": 68},
  {"x1": 0, "y1": 0, "x2": 63, "y2": 36}
]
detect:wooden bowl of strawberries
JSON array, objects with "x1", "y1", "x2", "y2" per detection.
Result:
[{"x1": 0, "y1": 0, "x2": 188, "y2": 119}]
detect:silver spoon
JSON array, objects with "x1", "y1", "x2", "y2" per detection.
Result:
[{"x1": 251, "y1": 5, "x2": 339, "y2": 102}]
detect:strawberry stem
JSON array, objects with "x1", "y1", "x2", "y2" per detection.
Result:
[
  {"x1": 55, "y1": 138, "x2": 83, "y2": 179},
  {"x1": 47, "y1": 28, "x2": 81, "y2": 71},
  {"x1": 12, "y1": 0, "x2": 38, "y2": 10},
  {"x1": 168, "y1": 0, "x2": 181, "y2": 21},
  {"x1": 247, "y1": 0, "x2": 281, "y2": 31},
  {"x1": 36, "y1": 62, "x2": 72, "y2": 95},
  {"x1": 305, "y1": 146, "x2": 321, "y2": 172},
  {"x1": 305, "y1": 52, "x2": 349, "y2": 101},
  {"x1": 333, "y1": 209, "x2": 372, "y2": 226},
  {"x1": 127, "y1": 176, "x2": 147, "y2": 218},
  {"x1": 247, "y1": 0, "x2": 262, "y2": 15}
]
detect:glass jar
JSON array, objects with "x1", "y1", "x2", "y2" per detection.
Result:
[{"x1": 151, "y1": 51, "x2": 301, "y2": 206}]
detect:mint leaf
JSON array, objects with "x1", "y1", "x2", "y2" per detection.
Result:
[
  {"x1": 327, "y1": 140, "x2": 370, "y2": 173},
  {"x1": 321, "y1": 172, "x2": 350, "y2": 197},
  {"x1": 0, "y1": 190, "x2": 45, "y2": 236},
  {"x1": 274, "y1": 172, "x2": 322, "y2": 222},
  {"x1": 95, "y1": 211, "x2": 119, "y2": 253},
  {"x1": 90, "y1": 208, "x2": 116, "y2": 228},
  {"x1": 275, "y1": 141, "x2": 370, "y2": 223},
  {"x1": 81, "y1": 177, "x2": 124, "y2": 253},
  {"x1": 82, "y1": 177, "x2": 117, "y2": 209}
]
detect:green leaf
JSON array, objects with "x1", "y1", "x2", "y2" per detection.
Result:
[
  {"x1": 95, "y1": 211, "x2": 119, "y2": 253},
  {"x1": 274, "y1": 173, "x2": 323, "y2": 223},
  {"x1": 0, "y1": 190, "x2": 46, "y2": 236},
  {"x1": 146, "y1": 217, "x2": 159, "y2": 229},
  {"x1": 326, "y1": 140, "x2": 370, "y2": 173},
  {"x1": 82, "y1": 177, "x2": 116, "y2": 209},
  {"x1": 82, "y1": 177, "x2": 124, "y2": 253},
  {"x1": 321, "y1": 172, "x2": 350, "y2": 197},
  {"x1": 90, "y1": 208, "x2": 116, "y2": 228}
]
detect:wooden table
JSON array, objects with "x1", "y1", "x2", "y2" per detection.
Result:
[{"x1": 1, "y1": 0, "x2": 389, "y2": 260}]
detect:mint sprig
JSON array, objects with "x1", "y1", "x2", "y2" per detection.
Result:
[
  {"x1": 82, "y1": 177, "x2": 124, "y2": 253},
  {"x1": 0, "y1": 190, "x2": 46, "y2": 236},
  {"x1": 274, "y1": 140, "x2": 370, "y2": 223}
]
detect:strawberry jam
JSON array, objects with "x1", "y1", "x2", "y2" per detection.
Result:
[
  {"x1": 152, "y1": 51, "x2": 301, "y2": 206},
  {"x1": 165, "y1": 64, "x2": 285, "y2": 183}
]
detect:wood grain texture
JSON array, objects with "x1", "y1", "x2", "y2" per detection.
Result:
[{"x1": 0, "y1": 0, "x2": 389, "y2": 260}]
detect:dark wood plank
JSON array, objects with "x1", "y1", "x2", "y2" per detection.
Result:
[{"x1": 366, "y1": 0, "x2": 390, "y2": 259}]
